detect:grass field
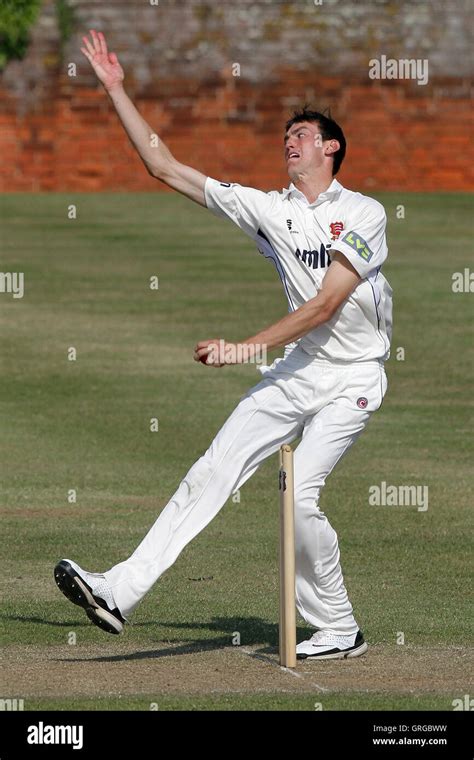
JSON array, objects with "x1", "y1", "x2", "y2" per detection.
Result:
[{"x1": 0, "y1": 191, "x2": 472, "y2": 711}]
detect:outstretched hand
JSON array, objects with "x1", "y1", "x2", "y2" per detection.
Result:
[
  {"x1": 194, "y1": 339, "x2": 256, "y2": 367},
  {"x1": 81, "y1": 30, "x2": 124, "y2": 92},
  {"x1": 194, "y1": 339, "x2": 227, "y2": 367}
]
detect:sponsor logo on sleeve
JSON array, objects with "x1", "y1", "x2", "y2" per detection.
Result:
[{"x1": 342, "y1": 231, "x2": 374, "y2": 262}]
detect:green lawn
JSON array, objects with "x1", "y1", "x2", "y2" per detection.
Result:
[
  {"x1": 22, "y1": 693, "x2": 457, "y2": 711},
  {"x1": 0, "y1": 191, "x2": 472, "y2": 710}
]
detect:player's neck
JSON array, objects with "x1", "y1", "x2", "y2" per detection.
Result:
[{"x1": 292, "y1": 172, "x2": 334, "y2": 204}]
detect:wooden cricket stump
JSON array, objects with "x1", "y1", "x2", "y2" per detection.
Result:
[{"x1": 279, "y1": 444, "x2": 296, "y2": 668}]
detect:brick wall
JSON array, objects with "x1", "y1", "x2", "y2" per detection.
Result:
[{"x1": 1, "y1": 0, "x2": 472, "y2": 192}]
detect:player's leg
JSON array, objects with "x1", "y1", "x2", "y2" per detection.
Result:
[
  {"x1": 55, "y1": 373, "x2": 306, "y2": 627},
  {"x1": 294, "y1": 362, "x2": 387, "y2": 659}
]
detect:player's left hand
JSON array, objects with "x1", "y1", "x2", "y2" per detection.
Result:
[{"x1": 194, "y1": 339, "x2": 244, "y2": 367}]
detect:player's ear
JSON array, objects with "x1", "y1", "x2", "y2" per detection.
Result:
[{"x1": 325, "y1": 139, "x2": 340, "y2": 157}]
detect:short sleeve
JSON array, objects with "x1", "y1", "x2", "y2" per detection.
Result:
[
  {"x1": 333, "y1": 200, "x2": 388, "y2": 278},
  {"x1": 204, "y1": 177, "x2": 274, "y2": 239}
]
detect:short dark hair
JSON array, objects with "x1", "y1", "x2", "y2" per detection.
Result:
[{"x1": 285, "y1": 107, "x2": 346, "y2": 175}]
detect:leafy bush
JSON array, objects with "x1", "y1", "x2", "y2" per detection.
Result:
[{"x1": 0, "y1": 0, "x2": 42, "y2": 71}]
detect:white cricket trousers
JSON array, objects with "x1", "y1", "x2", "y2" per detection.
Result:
[{"x1": 105, "y1": 346, "x2": 387, "y2": 634}]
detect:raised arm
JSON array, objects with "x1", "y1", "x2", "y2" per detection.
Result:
[{"x1": 81, "y1": 30, "x2": 207, "y2": 206}]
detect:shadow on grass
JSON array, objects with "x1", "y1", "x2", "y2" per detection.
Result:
[
  {"x1": 57, "y1": 638, "x2": 234, "y2": 663},
  {"x1": 1, "y1": 613, "x2": 89, "y2": 628},
  {"x1": 2, "y1": 614, "x2": 312, "y2": 661},
  {"x1": 51, "y1": 617, "x2": 311, "y2": 662},
  {"x1": 142, "y1": 617, "x2": 310, "y2": 646}
]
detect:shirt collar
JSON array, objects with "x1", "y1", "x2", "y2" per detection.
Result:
[{"x1": 281, "y1": 178, "x2": 343, "y2": 206}]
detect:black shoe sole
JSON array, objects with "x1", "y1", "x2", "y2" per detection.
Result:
[{"x1": 54, "y1": 559, "x2": 123, "y2": 635}]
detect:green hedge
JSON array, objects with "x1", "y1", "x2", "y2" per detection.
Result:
[{"x1": 0, "y1": 0, "x2": 42, "y2": 70}]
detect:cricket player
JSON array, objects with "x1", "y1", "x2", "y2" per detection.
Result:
[{"x1": 55, "y1": 30, "x2": 392, "y2": 660}]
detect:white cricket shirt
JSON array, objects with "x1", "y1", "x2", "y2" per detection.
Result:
[{"x1": 204, "y1": 177, "x2": 393, "y2": 362}]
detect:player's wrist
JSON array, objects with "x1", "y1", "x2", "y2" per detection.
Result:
[
  {"x1": 105, "y1": 82, "x2": 125, "y2": 97},
  {"x1": 238, "y1": 340, "x2": 266, "y2": 361}
]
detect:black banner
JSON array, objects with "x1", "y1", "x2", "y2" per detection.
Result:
[{"x1": 0, "y1": 710, "x2": 471, "y2": 757}]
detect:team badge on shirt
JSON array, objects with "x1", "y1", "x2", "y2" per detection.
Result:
[
  {"x1": 330, "y1": 221, "x2": 344, "y2": 240},
  {"x1": 357, "y1": 397, "x2": 368, "y2": 409}
]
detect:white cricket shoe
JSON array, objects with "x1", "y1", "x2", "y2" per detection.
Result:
[
  {"x1": 54, "y1": 558, "x2": 125, "y2": 634},
  {"x1": 296, "y1": 629, "x2": 368, "y2": 660}
]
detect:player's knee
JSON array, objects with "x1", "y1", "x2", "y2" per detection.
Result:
[
  {"x1": 294, "y1": 482, "x2": 322, "y2": 512},
  {"x1": 294, "y1": 485, "x2": 326, "y2": 538}
]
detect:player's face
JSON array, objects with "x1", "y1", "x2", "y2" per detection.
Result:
[{"x1": 284, "y1": 121, "x2": 325, "y2": 179}]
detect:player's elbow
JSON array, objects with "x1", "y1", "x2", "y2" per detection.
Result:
[
  {"x1": 149, "y1": 156, "x2": 179, "y2": 184},
  {"x1": 145, "y1": 156, "x2": 171, "y2": 181},
  {"x1": 146, "y1": 162, "x2": 164, "y2": 180},
  {"x1": 318, "y1": 306, "x2": 337, "y2": 325}
]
